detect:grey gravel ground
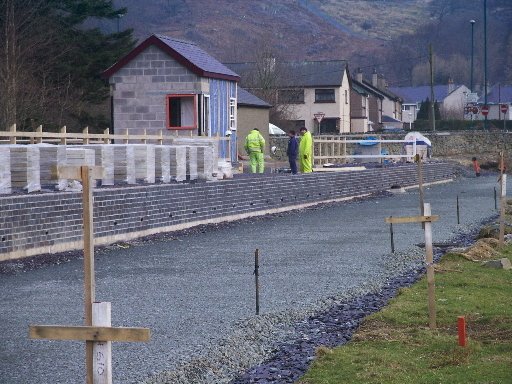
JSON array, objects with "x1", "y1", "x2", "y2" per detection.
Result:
[{"x1": 0, "y1": 173, "x2": 506, "y2": 384}]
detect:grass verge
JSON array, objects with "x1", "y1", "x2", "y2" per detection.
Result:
[{"x1": 298, "y1": 246, "x2": 512, "y2": 384}]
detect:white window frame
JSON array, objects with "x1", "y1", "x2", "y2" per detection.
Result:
[
  {"x1": 203, "y1": 94, "x2": 211, "y2": 136},
  {"x1": 229, "y1": 97, "x2": 237, "y2": 130}
]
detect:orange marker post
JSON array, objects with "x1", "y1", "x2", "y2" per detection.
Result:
[{"x1": 457, "y1": 316, "x2": 467, "y2": 347}]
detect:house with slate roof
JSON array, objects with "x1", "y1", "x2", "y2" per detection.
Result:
[
  {"x1": 102, "y1": 34, "x2": 240, "y2": 160},
  {"x1": 236, "y1": 88, "x2": 271, "y2": 157},
  {"x1": 389, "y1": 81, "x2": 470, "y2": 122},
  {"x1": 474, "y1": 84, "x2": 512, "y2": 121},
  {"x1": 225, "y1": 60, "x2": 351, "y2": 135},
  {"x1": 351, "y1": 69, "x2": 403, "y2": 132}
]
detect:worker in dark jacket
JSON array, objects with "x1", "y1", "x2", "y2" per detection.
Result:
[{"x1": 286, "y1": 130, "x2": 298, "y2": 174}]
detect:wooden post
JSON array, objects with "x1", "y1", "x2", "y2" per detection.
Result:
[
  {"x1": 416, "y1": 154, "x2": 425, "y2": 225},
  {"x1": 9, "y1": 123, "x2": 16, "y2": 144},
  {"x1": 385, "y1": 211, "x2": 439, "y2": 329},
  {"x1": 92, "y1": 302, "x2": 112, "y2": 384},
  {"x1": 343, "y1": 137, "x2": 347, "y2": 164},
  {"x1": 103, "y1": 128, "x2": 110, "y2": 144},
  {"x1": 254, "y1": 249, "x2": 260, "y2": 315},
  {"x1": 494, "y1": 187, "x2": 497, "y2": 210},
  {"x1": 30, "y1": 165, "x2": 150, "y2": 384},
  {"x1": 499, "y1": 152, "x2": 506, "y2": 245},
  {"x1": 158, "y1": 130, "x2": 163, "y2": 145},
  {"x1": 378, "y1": 135, "x2": 382, "y2": 164},
  {"x1": 82, "y1": 166, "x2": 96, "y2": 383},
  {"x1": 424, "y1": 203, "x2": 436, "y2": 330},
  {"x1": 83, "y1": 126, "x2": 90, "y2": 145},
  {"x1": 36, "y1": 125, "x2": 43, "y2": 144},
  {"x1": 142, "y1": 128, "x2": 147, "y2": 144},
  {"x1": 60, "y1": 126, "x2": 67, "y2": 145}
]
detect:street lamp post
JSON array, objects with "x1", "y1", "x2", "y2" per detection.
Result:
[
  {"x1": 408, "y1": 112, "x2": 412, "y2": 130},
  {"x1": 470, "y1": 19, "x2": 475, "y2": 93},
  {"x1": 483, "y1": 0, "x2": 488, "y2": 130}
]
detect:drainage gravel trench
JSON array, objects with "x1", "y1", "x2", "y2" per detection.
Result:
[{"x1": 0, "y1": 174, "x2": 505, "y2": 384}]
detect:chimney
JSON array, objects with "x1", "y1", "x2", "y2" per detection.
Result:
[
  {"x1": 356, "y1": 67, "x2": 363, "y2": 83},
  {"x1": 372, "y1": 68, "x2": 378, "y2": 87},
  {"x1": 448, "y1": 77, "x2": 455, "y2": 94},
  {"x1": 378, "y1": 74, "x2": 386, "y2": 89}
]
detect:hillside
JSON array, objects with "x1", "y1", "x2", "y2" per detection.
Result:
[{"x1": 103, "y1": 0, "x2": 512, "y2": 86}]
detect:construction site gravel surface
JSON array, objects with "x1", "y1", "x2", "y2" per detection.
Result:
[{"x1": 0, "y1": 173, "x2": 506, "y2": 384}]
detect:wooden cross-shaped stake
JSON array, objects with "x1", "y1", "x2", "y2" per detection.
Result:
[
  {"x1": 29, "y1": 166, "x2": 150, "y2": 384},
  {"x1": 385, "y1": 203, "x2": 439, "y2": 329}
]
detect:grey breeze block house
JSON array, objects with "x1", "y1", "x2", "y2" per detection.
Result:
[{"x1": 102, "y1": 34, "x2": 240, "y2": 161}]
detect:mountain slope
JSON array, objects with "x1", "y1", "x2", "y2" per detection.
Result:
[{"x1": 105, "y1": 0, "x2": 512, "y2": 86}]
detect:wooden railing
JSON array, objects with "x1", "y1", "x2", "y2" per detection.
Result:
[
  {"x1": 0, "y1": 124, "x2": 233, "y2": 161},
  {"x1": 0, "y1": 124, "x2": 231, "y2": 146},
  {"x1": 314, "y1": 135, "x2": 419, "y2": 165}
]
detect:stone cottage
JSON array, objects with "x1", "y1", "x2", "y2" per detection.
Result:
[{"x1": 102, "y1": 34, "x2": 240, "y2": 160}]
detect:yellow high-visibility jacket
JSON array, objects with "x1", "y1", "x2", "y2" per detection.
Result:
[
  {"x1": 244, "y1": 129, "x2": 265, "y2": 154},
  {"x1": 299, "y1": 131, "x2": 313, "y2": 173}
]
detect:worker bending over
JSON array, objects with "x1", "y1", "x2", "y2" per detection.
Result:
[{"x1": 245, "y1": 128, "x2": 266, "y2": 173}]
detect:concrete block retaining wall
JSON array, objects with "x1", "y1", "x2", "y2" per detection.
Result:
[{"x1": 0, "y1": 163, "x2": 455, "y2": 261}]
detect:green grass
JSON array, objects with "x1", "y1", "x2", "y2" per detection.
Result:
[{"x1": 298, "y1": 247, "x2": 512, "y2": 384}]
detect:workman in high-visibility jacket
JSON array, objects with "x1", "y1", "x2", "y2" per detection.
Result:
[
  {"x1": 298, "y1": 127, "x2": 313, "y2": 173},
  {"x1": 244, "y1": 128, "x2": 266, "y2": 173}
]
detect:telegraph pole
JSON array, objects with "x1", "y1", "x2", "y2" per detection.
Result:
[{"x1": 429, "y1": 44, "x2": 436, "y2": 132}]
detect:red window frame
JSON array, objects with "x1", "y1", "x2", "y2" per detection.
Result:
[{"x1": 165, "y1": 94, "x2": 198, "y2": 130}]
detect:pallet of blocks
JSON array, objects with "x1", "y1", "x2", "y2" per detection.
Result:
[
  {"x1": 169, "y1": 146, "x2": 186, "y2": 182},
  {"x1": 0, "y1": 147, "x2": 11, "y2": 194},
  {"x1": 83, "y1": 145, "x2": 114, "y2": 186},
  {"x1": 8, "y1": 145, "x2": 41, "y2": 192},
  {"x1": 111, "y1": 144, "x2": 136, "y2": 184},
  {"x1": 36, "y1": 144, "x2": 67, "y2": 190},
  {"x1": 196, "y1": 146, "x2": 215, "y2": 181},
  {"x1": 173, "y1": 137, "x2": 219, "y2": 174},
  {"x1": 133, "y1": 144, "x2": 155, "y2": 183}
]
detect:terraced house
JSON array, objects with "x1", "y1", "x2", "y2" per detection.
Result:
[{"x1": 226, "y1": 60, "x2": 351, "y2": 135}]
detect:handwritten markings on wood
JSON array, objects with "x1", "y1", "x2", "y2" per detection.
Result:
[{"x1": 30, "y1": 166, "x2": 150, "y2": 384}]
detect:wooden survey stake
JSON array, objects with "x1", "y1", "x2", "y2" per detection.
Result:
[
  {"x1": 499, "y1": 152, "x2": 507, "y2": 245},
  {"x1": 30, "y1": 166, "x2": 150, "y2": 384},
  {"x1": 385, "y1": 203, "x2": 438, "y2": 329}
]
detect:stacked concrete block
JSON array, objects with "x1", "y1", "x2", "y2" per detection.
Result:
[
  {"x1": 83, "y1": 145, "x2": 115, "y2": 186},
  {"x1": 112, "y1": 144, "x2": 136, "y2": 184},
  {"x1": 169, "y1": 145, "x2": 186, "y2": 182},
  {"x1": 9, "y1": 145, "x2": 41, "y2": 192},
  {"x1": 155, "y1": 146, "x2": 171, "y2": 183},
  {"x1": 196, "y1": 146, "x2": 214, "y2": 181},
  {"x1": 0, "y1": 147, "x2": 11, "y2": 194},
  {"x1": 37, "y1": 144, "x2": 67, "y2": 190},
  {"x1": 185, "y1": 146, "x2": 198, "y2": 181},
  {"x1": 133, "y1": 144, "x2": 155, "y2": 183}
]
